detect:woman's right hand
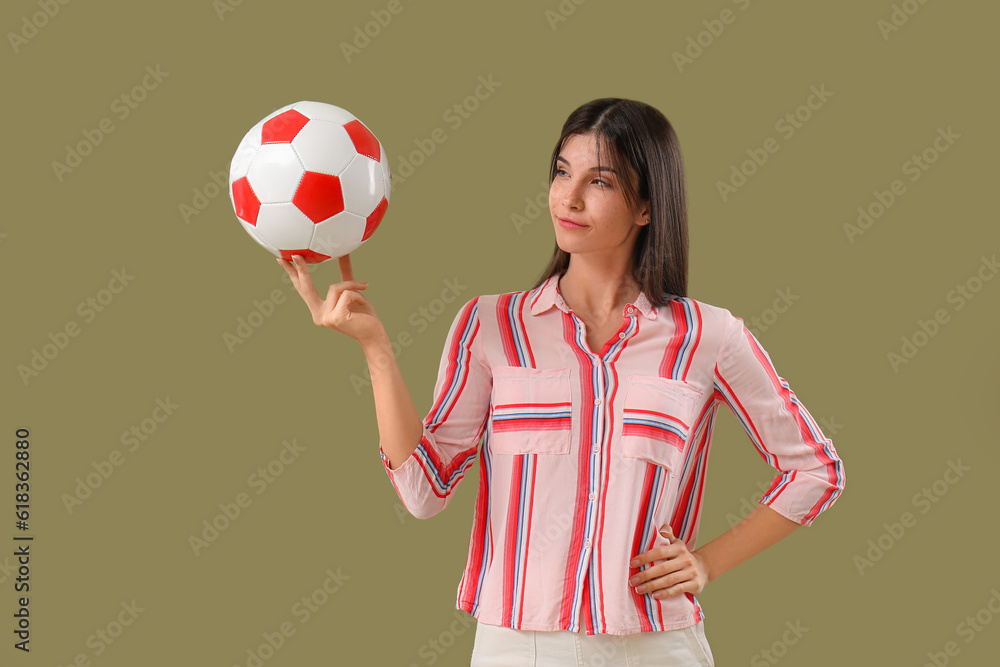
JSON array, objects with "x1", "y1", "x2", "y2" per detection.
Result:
[{"x1": 277, "y1": 254, "x2": 385, "y2": 345}]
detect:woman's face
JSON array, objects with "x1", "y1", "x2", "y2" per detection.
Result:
[{"x1": 549, "y1": 132, "x2": 649, "y2": 259}]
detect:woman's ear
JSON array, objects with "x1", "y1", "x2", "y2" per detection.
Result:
[{"x1": 638, "y1": 200, "x2": 651, "y2": 225}]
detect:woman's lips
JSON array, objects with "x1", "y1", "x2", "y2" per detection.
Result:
[{"x1": 558, "y1": 217, "x2": 585, "y2": 229}]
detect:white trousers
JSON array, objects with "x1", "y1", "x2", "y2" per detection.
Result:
[{"x1": 470, "y1": 619, "x2": 715, "y2": 666}]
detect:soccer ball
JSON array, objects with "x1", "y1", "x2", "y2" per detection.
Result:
[{"x1": 229, "y1": 101, "x2": 391, "y2": 264}]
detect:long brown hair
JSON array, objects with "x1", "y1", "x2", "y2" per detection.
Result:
[{"x1": 532, "y1": 98, "x2": 688, "y2": 307}]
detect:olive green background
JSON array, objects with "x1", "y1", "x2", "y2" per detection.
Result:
[{"x1": 3, "y1": 0, "x2": 998, "y2": 664}]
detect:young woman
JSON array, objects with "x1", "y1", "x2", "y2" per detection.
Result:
[{"x1": 278, "y1": 98, "x2": 845, "y2": 666}]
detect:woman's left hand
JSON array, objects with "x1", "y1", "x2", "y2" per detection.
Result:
[{"x1": 628, "y1": 524, "x2": 711, "y2": 600}]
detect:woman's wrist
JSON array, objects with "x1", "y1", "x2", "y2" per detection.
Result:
[
  {"x1": 691, "y1": 548, "x2": 716, "y2": 585},
  {"x1": 360, "y1": 330, "x2": 394, "y2": 370},
  {"x1": 359, "y1": 327, "x2": 389, "y2": 352},
  {"x1": 691, "y1": 504, "x2": 800, "y2": 585}
]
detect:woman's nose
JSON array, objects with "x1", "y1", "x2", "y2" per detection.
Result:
[{"x1": 560, "y1": 183, "x2": 583, "y2": 209}]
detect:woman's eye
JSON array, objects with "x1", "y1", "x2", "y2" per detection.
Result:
[{"x1": 556, "y1": 168, "x2": 610, "y2": 188}]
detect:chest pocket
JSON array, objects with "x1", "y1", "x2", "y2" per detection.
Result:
[
  {"x1": 489, "y1": 366, "x2": 574, "y2": 455},
  {"x1": 619, "y1": 375, "x2": 703, "y2": 476}
]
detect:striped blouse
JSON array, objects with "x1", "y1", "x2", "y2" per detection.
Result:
[{"x1": 379, "y1": 273, "x2": 845, "y2": 635}]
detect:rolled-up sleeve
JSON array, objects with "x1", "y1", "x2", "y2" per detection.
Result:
[
  {"x1": 713, "y1": 310, "x2": 845, "y2": 526},
  {"x1": 379, "y1": 297, "x2": 492, "y2": 519}
]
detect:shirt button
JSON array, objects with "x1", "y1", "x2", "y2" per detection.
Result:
[
  {"x1": 592, "y1": 445, "x2": 600, "y2": 453},
  {"x1": 618, "y1": 332, "x2": 625, "y2": 339},
  {"x1": 588, "y1": 492, "x2": 596, "y2": 500},
  {"x1": 594, "y1": 397, "x2": 602, "y2": 405},
  {"x1": 584, "y1": 539, "x2": 591, "y2": 548},
  {"x1": 627, "y1": 306, "x2": 634, "y2": 314}
]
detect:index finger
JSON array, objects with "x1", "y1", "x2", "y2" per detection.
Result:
[
  {"x1": 286, "y1": 254, "x2": 324, "y2": 311},
  {"x1": 276, "y1": 257, "x2": 297, "y2": 282},
  {"x1": 630, "y1": 550, "x2": 649, "y2": 568}
]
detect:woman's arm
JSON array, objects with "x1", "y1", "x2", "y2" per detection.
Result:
[
  {"x1": 277, "y1": 254, "x2": 425, "y2": 470},
  {"x1": 278, "y1": 256, "x2": 490, "y2": 518},
  {"x1": 362, "y1": 331, "x2": 425, "y2": 471},
  {"x1": 693, "y1": 503, "x2": 801, "y2": 584},
  {"x1": 375, "y1": 298, "x2": 492, "y2": 519},
  {"x1": 630, "y1": 308, "x2": 844, "y2": 599},
  {"x1": 628, "y1": 503, "x2": 801, "y2": 599}
]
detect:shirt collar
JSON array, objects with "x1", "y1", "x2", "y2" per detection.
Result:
[{"x1": 528, "y1": 274, "x2": 658, "y2": 320}]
